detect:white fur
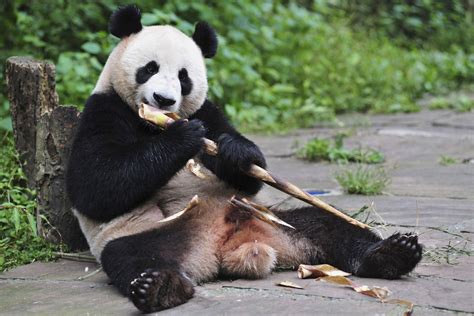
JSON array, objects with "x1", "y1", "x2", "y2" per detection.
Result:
[
  {"x1": 75, "y1": 166, "x2": 237, "y2": 262},
  {"x1": 80, "y1": 24, "x2": 214, "y2": 263},
  {"x1": 94, "y1": 25, "x2": 208, "y2": 117}
]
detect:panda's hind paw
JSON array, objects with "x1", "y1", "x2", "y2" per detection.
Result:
[
  {"x1": 356, "y1": 232, "x2": 422, "y2": 279},
  {"x1": 129, "y1": 268, "x2": 194, "y2": 313}
]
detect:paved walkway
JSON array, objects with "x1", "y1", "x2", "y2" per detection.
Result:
[{"x1": 1, "y1": 109, "x2": 473, "y2": 315}]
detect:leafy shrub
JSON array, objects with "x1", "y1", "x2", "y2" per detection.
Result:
[
  {"x1": 335, "y1": 0, "x2": 474, "y2": 52},
  {"x1": 1, "y1": 1, "x2": 474, "y2": 132},
  {"x1": 0, "y1": 134, "x2": 58, "y2": 271}
]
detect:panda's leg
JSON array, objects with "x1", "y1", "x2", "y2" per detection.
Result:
[
  {"x1": 274, "y1": 206, "x2": 422, "y2": 279},
  {"x1": 100, "y1": 216, "x2": 218, "y2": 313}
]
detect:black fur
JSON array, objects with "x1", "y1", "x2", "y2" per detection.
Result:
[
  {"x1": 355, "y1": 232, "x2": 422, "y2": 279},
  {"x1": 190, "y1": 100, "x2": 266, "y2": 194},
  {"x1": 130, "y1": 268, "x2": 194, "y2": 313},
  {"x1": 109, "y1": 5, "x2": 143, "y2": 38},
  {"x1": 66, "y1": 90, "x2": 206, "y2": 222},
  {"x1": 275, "y1": 207, "x2": 422, "y2": 278},
  {"x1": 136, "y1": 61, "x2": 159, "y2": 84},
  {"x1": 192, "y1": 22, "x2": 218, "y2": 58},
  {"x1": 101, "y1": 215, "x2": 196, "y2": 312},
  {"x1": 101, "y1": 204, "x2": 422, "y2": 312},
  {"x1": 178, "y1": 68, "x2": 193, "y2": 95}
]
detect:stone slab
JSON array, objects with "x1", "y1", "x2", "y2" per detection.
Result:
[
  {"x1": 1, "y1": 260, "x2": 472, "y2": 315},
  {"x1": 2, "y1": 109, "x2": 474, "y2": 315},
  {"x1": 433, "y1": 111, "x2": 474, "y2": 130}
]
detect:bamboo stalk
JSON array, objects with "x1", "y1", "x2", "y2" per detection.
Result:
[
  {"x1": 138, "y1": 104, "x2": 369, "y2": 229},
  {"x1": 246, "y1": 165, "x2": 369, "y2": 228}
]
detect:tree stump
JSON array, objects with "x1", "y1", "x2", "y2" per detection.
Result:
[{"x1": 6, "y1": 57, "x2": 87, "y2": 250}]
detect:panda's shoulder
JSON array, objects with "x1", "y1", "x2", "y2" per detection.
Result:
[
  {"x1": 82, "y1": 90, "x2": 136, "y2": 122},
  {"x1": 83, "y1": 90, "x2": 129, "y2": 115},
  {"x1": 78, "y1": 90, "x2": 139, "y2": 135}
]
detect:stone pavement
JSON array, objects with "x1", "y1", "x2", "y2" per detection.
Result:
[{"x1": 1, "y1": 109, "x2": 473, "y2": 315}]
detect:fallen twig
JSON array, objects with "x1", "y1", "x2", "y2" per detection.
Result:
[
  {"x1": 54, "y1": 252, "x2": 97, "y2": 263},
  {"x1": 77, "y1": 266, "x2": 103, "y2": 280}
]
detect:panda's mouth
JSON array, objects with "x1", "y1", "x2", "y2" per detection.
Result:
[
  {"x1": 141, "y1": 98, "x2": 176, "y2": 112},
  {"x1": 138, "y1": 98, "x2": 173, "y2": 114}
]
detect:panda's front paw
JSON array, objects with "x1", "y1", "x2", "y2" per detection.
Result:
[
  {"x1": 129, "y1": 268, "x2": 194, "y2": 313},
  {"x1": 356, "y1": 233, "x2": 422, "y2": 279},
  {"x1": 166, "y1": 119, "x2": 206, "y2": 156},
  {"x1": 215, "y1": 133, "x2": 266, "y2": 194}
]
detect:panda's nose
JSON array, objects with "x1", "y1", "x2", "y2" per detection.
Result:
[{"x1": 153, "y1": 93, "x2": 176, "y2": 107}]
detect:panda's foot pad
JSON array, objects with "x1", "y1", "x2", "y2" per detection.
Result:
[
  {"x1": 129, "y1": 269, "x2": 194, "y2": 313},
  {"x1": 357, "y1": 233, "x2": 422, "y2": 279}
]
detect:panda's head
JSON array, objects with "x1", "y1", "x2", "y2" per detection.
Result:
[{"x1": 95, "y1": 5, "x2": 218, "y2": 117}]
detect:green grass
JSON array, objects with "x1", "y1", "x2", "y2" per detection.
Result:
[
  {"x1": 423, "y1": 240, "x2": 473, "y2": 265},
  {"x1": 429, "y1": 96, "x2": 474, "y2": 112},
  {"x1": 335, "y1": 166, "x2": 390, "y2": 195},
  {"x1": 297, "y1": 135, "x2": 384, "y2": 164},
  {"x1": 0, "y1": 133, "x2": 58, "y2": 271},
  {"x1": 439, "y1": 155, "x2": 458, "y2": 166}
]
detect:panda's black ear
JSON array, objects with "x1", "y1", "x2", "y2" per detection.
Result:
[
  {"x1": 192, "y1": 22, "x2": 218, "y2": 58},
  {"x1": 109, "y1": 5, "x2": 143, "y2": 38}
]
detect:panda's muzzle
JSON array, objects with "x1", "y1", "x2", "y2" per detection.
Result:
[{"x1": 153, "y1": 93, "x2": 176, "y2": 107}]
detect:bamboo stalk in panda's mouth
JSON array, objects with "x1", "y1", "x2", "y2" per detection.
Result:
[{"x1": 138, "y1": 103, "x2": 370, "y2": 229}]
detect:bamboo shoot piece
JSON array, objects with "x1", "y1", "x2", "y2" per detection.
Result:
[
  {"x1": 157, "y1": 195, "x2": 200, "y2": 223},
  {"x1": 138, "y1": 103, "x2": 369, "y2": 229}
]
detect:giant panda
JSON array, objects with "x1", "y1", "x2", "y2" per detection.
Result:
[{"x1": 66, "y1": 5, "x2": 423, "y2": 313}]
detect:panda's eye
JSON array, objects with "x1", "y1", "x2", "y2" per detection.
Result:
[
  {"x1": 136, "y1": 61, "x2": 160, "y2": 84},
  {"x1": 178, "y1": 68, "x2": 188, "y2": 80},
  {"x1": 178, "y1": 68, "x2": 193, "y2": 96},
  {"x1": 146, "y1": 61, "x2": 159, "y2": 74}
]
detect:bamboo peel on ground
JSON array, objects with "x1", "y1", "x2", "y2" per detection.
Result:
[
  {"x1": 138, "y1": 103, "x2": 369, "y2": 229},
  {"x1": 296, "y1": 264, "x2": 414, "y2": 315}
]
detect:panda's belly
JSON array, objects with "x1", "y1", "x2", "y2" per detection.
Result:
[
  {"x1": 75, "y1": 164, "x2": 250, "y2": 262},
  {"x1": 153, "y1": 166, "x2": 244, "y2": 216}
]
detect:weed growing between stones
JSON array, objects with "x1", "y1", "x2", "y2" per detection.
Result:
[
  {"x1": 297, "y1": 134, "x2": 384, "y2": 164},
  {"x1": 422, "y1": 240, "x2": 472, "y2": 264},
  {"x1": 335, "y1": 166, "x2": 390, "y2": 195},
  {"x1": 439, "y1": 155, "x2": 458, "y2": 166}
]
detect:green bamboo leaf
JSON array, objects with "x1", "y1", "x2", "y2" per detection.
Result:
[{"x1": 26, "y1": 212, "x2": 37, "y2": 236}]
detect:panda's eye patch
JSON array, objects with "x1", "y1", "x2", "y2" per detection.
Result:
[
  {"x1": 136, "y1": 61, "x2": 159, "y2": 84},
  {"x1": 178, "y1": 68, "x2": 193, "y2": 96},
  {"x1": 146, "y1": 62, "x2": 159, "y2": 74}
]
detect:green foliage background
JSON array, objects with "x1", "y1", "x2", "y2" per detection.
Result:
[
  {"x1": 0, "y1": 0, "x2": 473, "y2": 270},
  {"x1": 1, "y1": 0, "x2": 473, "y2": 132}
]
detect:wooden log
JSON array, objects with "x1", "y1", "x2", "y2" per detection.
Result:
[
  {"x1": 5, "y1": 57, "x2": 58, "y2": 187},
  {"x1": 5, "y1": 57, "x2": 87, "y2": 250}
]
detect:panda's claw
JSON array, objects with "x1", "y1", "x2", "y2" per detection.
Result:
[
  {"x1": 129, "y1": 269, "x2": 194, "y2": 313},
  {"x1": 356, "y1": 232, "x2": 423, "y2": 279}
]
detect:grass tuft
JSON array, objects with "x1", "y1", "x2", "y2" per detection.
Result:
[
  {"x1": 335, "y1": 165, "x2": 390, "y2": 195},
  {"x1": 429, "y1": 95, "x2": 474, "y2": 112},
  {"x1": 297, "y1": 134, "x2": 384, "y2": 164},
  {"x1": 439, "y1": 155, "x2": 458, "y2": 166}
]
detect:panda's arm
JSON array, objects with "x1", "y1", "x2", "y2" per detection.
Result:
[
  {"x1": 190, "y1": 100, "x2": 266, "y2": 195},
  {"x1": 66, "y1": 93, "x2": 205, "y2": 222}
]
